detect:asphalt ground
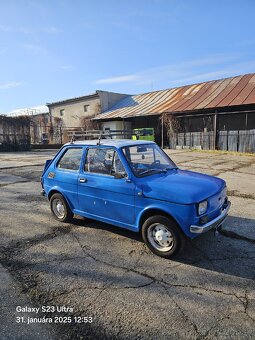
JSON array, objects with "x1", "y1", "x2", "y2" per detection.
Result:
[{"x1": 0, "y1": 149, "x2": 254, "y2": 340}]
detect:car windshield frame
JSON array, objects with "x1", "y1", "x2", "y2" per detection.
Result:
[{"x1": 121, "y1": 143, "x2": 177, "y2": 177}]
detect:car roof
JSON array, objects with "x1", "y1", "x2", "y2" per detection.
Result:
[{"x1": 64, "y1": 139, "x2": 155, "y2": 149}]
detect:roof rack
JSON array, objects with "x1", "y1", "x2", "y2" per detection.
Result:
[{"x1": 68, "y1": 129, "x2": 140, "y2": 145}]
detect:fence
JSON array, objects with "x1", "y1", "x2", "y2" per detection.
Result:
[
  {"x1": 168, "y1": 129, "x2": 255, "y2": 153},
  {"x1": 30, "y1": 125, "x2": 255, "y2": 154},
  {"x1": 0, "y1": 134, "x2": 30, "y2": 151},
  {"x1": 0, "y1": 116, "x2": 30, "y2": 152}
]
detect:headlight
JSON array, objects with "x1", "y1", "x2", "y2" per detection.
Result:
[{"x1": 198, "y1": 200, "x2": 208, "y2": 215}]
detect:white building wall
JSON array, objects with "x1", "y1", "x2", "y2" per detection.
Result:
[
  {"x1": 50, "y1": 97, "x2": 100, "y2": 128},
  {"x1": 101, "y1": 121, "x2": 132, "y2": 138}
]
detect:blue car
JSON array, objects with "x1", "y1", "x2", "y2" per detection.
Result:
[{"x1": 41, "y1": 139, "x2": 231, "y2": 258}]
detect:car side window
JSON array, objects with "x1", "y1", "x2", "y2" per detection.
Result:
[
  {"x1": 85, "y1": 148, "x2": 127, "y2": 177},
  {"x1": 57, "y1": 148, "x2": 83, "y2": 171},
  {"x1": 112, "y1": 152, "x2": 127, "y2": 177}
]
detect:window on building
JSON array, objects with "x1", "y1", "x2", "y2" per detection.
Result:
[
  {"x1": 60, "y1": 109, "x2": 65, "y2": 116},
  {"x1": 84, "y1": 105, "x2": 90, "y2": 112},
  {"x1": 57, "y1": 148, "x2": 83, "y2": 171}
]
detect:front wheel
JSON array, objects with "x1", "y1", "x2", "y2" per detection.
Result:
[
  {"x1": 142, "y1": 215, "x2": 184, "y2": 258},
  {"x1": 50, "y1": 193, "x2": 73, "y2": 223}
]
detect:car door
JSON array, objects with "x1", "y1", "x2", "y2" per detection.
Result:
[
  {"x1": 78, "y1": 146, "x2": 136, "y2": 226},
  {"x1": 53, "y1": 146, "x2": 84, "y2": 208}
]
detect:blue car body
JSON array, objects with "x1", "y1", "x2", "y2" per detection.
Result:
[{"x1": 41, "y1": 140, "x2": 230, "y2": 239}]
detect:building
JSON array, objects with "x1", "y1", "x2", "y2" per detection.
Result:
[
  {"x1": 95, "y1": 73, "x2": 255, "y2": 152},
  {"x1": 7, "y1": 105, "x2": 50, "y2": 145},
  {"x1": 46, "y1": 90, "x2": 128, "y2": 143}
]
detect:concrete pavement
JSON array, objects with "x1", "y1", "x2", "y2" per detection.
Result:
[{"x1": 0, "y1": 149, "x2": 254, "y2": 339}]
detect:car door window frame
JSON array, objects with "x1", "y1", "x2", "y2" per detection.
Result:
[
  {"x1": 56, "y1": 146, "x2": 84, "y2": 172},
  {"x1": 83, "y1": 146, "x2": 128, "y2": 178}
]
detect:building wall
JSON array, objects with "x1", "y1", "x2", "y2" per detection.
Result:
[
  {"x1": 102, "y1": 120, "x2": 132, "y2": 131},
  {"x1": 30, "y1": 113, "x2": 51, "y2": 144},
  {"x1": 98, "y1": 91, "x2": 128, "y2": 112},
  {"x1": 101, "y1": 121, "x2": 132, "y2": 138},
  {"x1": 218, "y1": 112, "x2": 255, "y2": 130},
  {"x1": 49, "y1": 96, "x2": 100, "y2": 128},
  {"x1": 48, "y1": 91, "x2": 128, "y2": 130}
]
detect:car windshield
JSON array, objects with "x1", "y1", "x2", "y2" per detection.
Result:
[{"x1": 122, "y1": 144, "x2": 177, "y2": 177}]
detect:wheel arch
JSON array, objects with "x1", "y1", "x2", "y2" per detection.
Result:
[
  {"x1": 48, "y1": 189, "x2": 73, "y2": 210},
  {"x1": 48, "y1": 189, "x2": 62, "y2": 200},
  {"x1": 138, "y1": 208, "x2": 181, "y2": 231}
]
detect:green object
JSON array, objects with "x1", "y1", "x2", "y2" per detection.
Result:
[{"x1": 132, "y1": 128, "x2": 154, "y2": 141}]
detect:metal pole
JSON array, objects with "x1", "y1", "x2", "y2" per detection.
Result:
[{"x1": 161, "y1": 115, "x2": 164, "y2": 148}]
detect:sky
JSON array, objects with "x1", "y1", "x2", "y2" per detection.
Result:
[{"x1": 0, "y1": 0, "x2": 255, "y2": 113}]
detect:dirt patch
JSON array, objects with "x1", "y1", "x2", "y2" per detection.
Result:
[{"x1": 227, "y1": 190, "x2": 255, "y2": 200}]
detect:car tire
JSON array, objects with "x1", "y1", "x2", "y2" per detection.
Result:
[
  {"x1": 50, "y1": 193, "x2": 73, "y2": 223},
  {"x1": 142, "y1": 215, "x2": 184, "y2": 258}
]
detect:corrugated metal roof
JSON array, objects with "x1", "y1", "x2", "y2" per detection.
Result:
[{"x1": 96, "y1": 73, "x2": 255, "y2": 120}]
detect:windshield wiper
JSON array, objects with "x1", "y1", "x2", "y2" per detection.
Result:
[
  {"x1": 139, "y1": 167, "x2": 178, "y2": 176},
  {"x1": 139, "y1": 169, "x2": 168, "y2": 176},
  {"x1": 164, "y1": 167, "x2": 178, "y2": 171}
]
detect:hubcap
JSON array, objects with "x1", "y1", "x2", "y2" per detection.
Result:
[
  {"x1": 147, "y1": 223, "x2": 174, "y2": 252},
  {"x1": 52, "y1": 199, "x2": 65, "y2": 218}
]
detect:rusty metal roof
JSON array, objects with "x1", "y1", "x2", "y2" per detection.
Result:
[{"x1": 96, "y1": 73, "x2": 255, "y2": 120}]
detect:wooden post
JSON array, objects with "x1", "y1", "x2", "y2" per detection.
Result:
[{"x1": 213, "y1": 113, "x2": 217, "y2": 150}]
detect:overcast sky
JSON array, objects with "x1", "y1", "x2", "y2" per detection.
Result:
[{"x1": 0, "y1": 0, "x2": 255, "y2": 112}]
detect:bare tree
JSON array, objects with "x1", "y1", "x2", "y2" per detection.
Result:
[
  {"x1": 80, "y1": 103, "x2": 101, "y2": 131},
  {"x1": 80, "y1": 115, "x2": 99, "y2": 131},
  {"x1": 160, "y1": 113, "x2": 180, "y2": 148}
]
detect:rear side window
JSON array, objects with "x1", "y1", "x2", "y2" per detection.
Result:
[{"x1": 57, "y1": 148, "x2": 83, "y2": 171}]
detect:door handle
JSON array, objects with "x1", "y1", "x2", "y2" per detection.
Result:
[{"x1": 79, "y1": 178, "x2": 87, "y2": 183}]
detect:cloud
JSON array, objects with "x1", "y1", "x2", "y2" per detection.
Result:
[
  {"x1": 0, "y1": 82, "x2": 23, "y2": 90},
  {"x1": 0, "y1": 24, "x2": 31, "y2": 33},
  {"x1": 0, "y1": 24, "x2": 11, "y2": 32},
  {"x1": 43, "y1": 26, "x2": 63, "y2": 34},
  {"x1": 93, "y1": 54, "x2": 253, "y2": 88},
  {"x1": 0, "y1": 24, "x2": 62, "y2": 34},
  {"x1": 94, "y1": 74, "x2": 139, "y2": 84},
  {"x1": 233, "y1": 39, "x2": 255, "y2": 47},
  {"x1": 22, "y1": 43, "x2": 48, "y2": 54},
  {"x1": 60, "y1": 65, "x2": 73, "y2": 70},
  {"x1": 168, "y1": 70, "x2": 236, "y2": 85}
]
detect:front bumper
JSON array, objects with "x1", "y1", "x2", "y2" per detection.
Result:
[{"x1": 190, "y1": 201, "x2": 231, "y2": 234}]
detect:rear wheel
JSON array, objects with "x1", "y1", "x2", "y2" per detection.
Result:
[
  {"x1": 142, "y1": 215, "x2": 184, "y2": 258},
  {"x1": 50, "y1": 193, "x2": 73, "y2": 223}
]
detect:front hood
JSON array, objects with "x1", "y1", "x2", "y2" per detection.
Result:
[{"x1": 141, "y1": 169, "x2": 225, "y2": 204}]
